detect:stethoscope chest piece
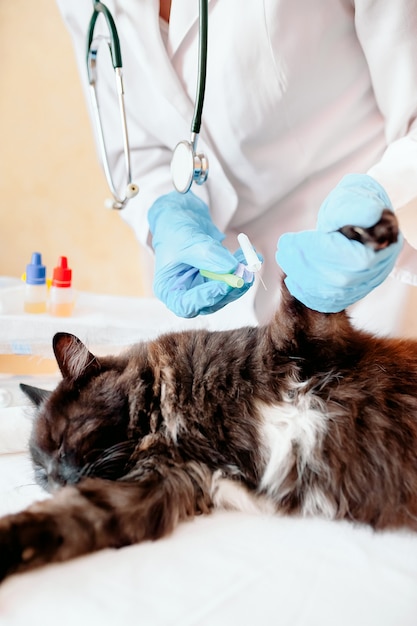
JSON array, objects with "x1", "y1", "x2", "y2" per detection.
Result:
[{"x1": 171, "y1": 140, "x2": 209, "y2": 194}]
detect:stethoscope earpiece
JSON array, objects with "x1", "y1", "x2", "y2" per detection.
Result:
[
  {"x1": 125, "y1": 183, "x2": 139, "y2": 199},
  {"x1": 104, "y1": 183, "x2": 139, "y2": 210},
  {"x1": 171, "y1": 140, "x2": 209, "y2": 194}
]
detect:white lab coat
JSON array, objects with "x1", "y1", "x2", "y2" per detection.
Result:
[{"x1": 56, "y1": 0, "x2": 417, "y2": 332}]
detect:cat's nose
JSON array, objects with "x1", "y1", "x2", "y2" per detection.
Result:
[
  {"x1": 47, "y1": 476, "x2": 63, "y2": 493},
  {"x1": 47, "y1": 465, "x2": 79, "y2": 491}
]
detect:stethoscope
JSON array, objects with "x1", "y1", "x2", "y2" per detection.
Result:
[{"x1": 87, "y1": 0, "x2": 209, "y2": 210}]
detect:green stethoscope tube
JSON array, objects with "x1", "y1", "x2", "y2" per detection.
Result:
[
  {"x1": 87, "y1": 1, "x2": 122, "y2": 81},
  {"x1": 86, "y1": 0, "x2": 209, "y2": 203},
  {"x1": 192, "y1": 0, "x2": 208, "y2": 135},
  {"x1": 88, "y1": 0, "x2": 208, "y2": 126}
]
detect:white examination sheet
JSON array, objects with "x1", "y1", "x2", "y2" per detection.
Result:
[{"x1": 0, "y1": 387, "x2": 417, "y2": 626}]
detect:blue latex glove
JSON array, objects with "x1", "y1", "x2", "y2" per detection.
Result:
[
  {"x1": 276, "y1": 174, "x2": 404, "y2": 313},
  {"x1": 148, "y1": 191, "x2": 253, "y2": 318}
]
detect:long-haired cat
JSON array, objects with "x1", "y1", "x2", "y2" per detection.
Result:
[{"x1": 1, "y1": 211, "x2": 416, "y2": 583}]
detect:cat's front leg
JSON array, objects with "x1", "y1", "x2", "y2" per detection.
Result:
[
  {"x1": 0, "y1": 486, "x2": 112, "y2": 582},
  {"x1": 0, "y1": 462, "x2": 214, "y2": 582}
]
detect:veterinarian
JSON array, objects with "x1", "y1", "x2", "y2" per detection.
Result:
[{"x1": 56, "y1": 1, "x2": 417, "y2": 333}]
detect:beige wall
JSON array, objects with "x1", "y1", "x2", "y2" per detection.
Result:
[{"x1": 0, "y1": 0, "x2": 146, "y2": 297}]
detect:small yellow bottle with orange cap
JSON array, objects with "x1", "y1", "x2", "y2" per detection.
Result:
[{"x1": 49, "y1": 256, "x2": 75, "y2": 317}]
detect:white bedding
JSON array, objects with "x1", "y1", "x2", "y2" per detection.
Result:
[
  {"x1": 0, "y1": 396, "x2": 417, "y2": 625},
  {"x1": 1, "y1": 293, "x2": 417, "y2": 624}
]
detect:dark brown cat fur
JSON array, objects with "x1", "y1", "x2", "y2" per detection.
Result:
[{"x1": 1, "y1": 210, "x2": 417, "y2": 583}]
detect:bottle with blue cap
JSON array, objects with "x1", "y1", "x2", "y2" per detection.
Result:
[{"x1": 24, "y1": 252, "x2": 47, "y2": 314}]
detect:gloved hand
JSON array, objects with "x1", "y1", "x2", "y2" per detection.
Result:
[
  {"x1": 148, "y1": 190, "x2": 253, "y2": 318},
  {"x1": 276, "y1": 174, "x2": 404, "y2": 313}
]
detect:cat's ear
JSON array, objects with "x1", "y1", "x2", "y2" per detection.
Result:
[
  {"x1": 19, "y1": 384, "x2": 51, "y2": 407},
  {"x1": 52, "y1": 333, "x2": 101, "y2": 380}
]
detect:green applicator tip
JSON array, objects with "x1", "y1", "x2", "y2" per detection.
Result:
[{"x1": 199, "y1": 269, "x2": 244, "y2": 288}]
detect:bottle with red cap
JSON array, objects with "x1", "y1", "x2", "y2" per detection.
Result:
[{"x1": 49, "y1": 256, "x2": 75, "y2": 317}]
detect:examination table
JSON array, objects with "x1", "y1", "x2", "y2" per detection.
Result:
[{"x1": 0, "y1": 287, "x2": 416, "y2": 625}]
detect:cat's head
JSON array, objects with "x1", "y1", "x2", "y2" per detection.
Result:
[{"x1": 21, "y1": 333, "x2": 141, "y2": 493}]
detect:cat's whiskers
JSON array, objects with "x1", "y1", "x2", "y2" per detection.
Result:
[{"x1": 80, "y1": 441, "x2": 135, "y2": 479}]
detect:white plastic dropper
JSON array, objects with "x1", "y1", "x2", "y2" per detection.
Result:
[{"x1": 237, "y1": 233, "x2": 267, "y2": 290}]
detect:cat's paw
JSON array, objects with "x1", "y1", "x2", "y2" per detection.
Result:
[
  {"x1": 0, "y1": 516, "x2": 27, "y2": 582},
  {"x1": 0, "y1": 513, "x2": 62, "y2": 582},
  {"x1": 338, "y1": 209, "x2": 399, "y2": 251}
]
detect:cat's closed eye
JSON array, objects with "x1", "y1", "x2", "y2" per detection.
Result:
[{"x1": 34, "y1": 465, "x2": 48, "y2": 490}]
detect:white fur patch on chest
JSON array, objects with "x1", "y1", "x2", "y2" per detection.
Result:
[
  {"x1": 210, "y1": 472, "x2": 276, "y2": 515},
  {"x1": 257, "y1": 384, "x2": 335, "y2": 517}
]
